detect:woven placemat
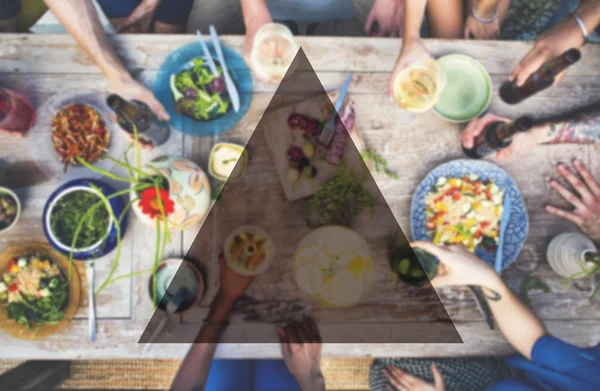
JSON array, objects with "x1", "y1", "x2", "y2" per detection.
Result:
[{"x1": 0, "y1": 358, "x2": 372, "y2": 390}]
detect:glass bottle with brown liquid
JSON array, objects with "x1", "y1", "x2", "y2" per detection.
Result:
[
  {"x1": 500, "y1": 49, "x2": 581, "y2": 105},
  {"x1": 107, "y1": 94, "x2": 170, "y2": 147},
  {"x1": 463, "y1": 116, "x2": 534, "y2": 159}
]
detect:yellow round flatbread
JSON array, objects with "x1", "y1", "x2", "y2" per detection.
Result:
[{"x1": 0, "y1": 242, "x2": 81, "y2": 340}]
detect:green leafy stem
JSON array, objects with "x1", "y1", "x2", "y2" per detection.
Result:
[{"x1": 69, "y1": 125, "x2": 173, "y2": 307}]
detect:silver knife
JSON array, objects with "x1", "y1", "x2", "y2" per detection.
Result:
[
  {"x1": 195, "y1": 30, "x2": 219, "y2": 76},
  {"x1": 86, "y1": 261, "x2": 97, "y2": 342},
  {"x1": 317, "y1": 74, "x2": 352, "y2": 147},
  {"x1": 209, "y1": 25, "x2": 240, "y2": 113},
  {"x1": 495, "y1": 193, "x2": 512, "y2": 274},
  {"x1": 469, "y1": 285, "x2": 495, "y2": 330},
  {"x1": 472, "y1": 246, "x2": 495, "y2": 329}
]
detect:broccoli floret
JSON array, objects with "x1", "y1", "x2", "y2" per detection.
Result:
[
  {"x1": 174, "y1": 70, "x2": 197, "y2": 92},
  {"x1": 193, "y1": 98, "x2": 218, "y2": 120},
  {"x1": 192, "y1": 58, "x2": 206, "y2": 74},
  {"x1": 212, "y1": 94, "x2": 230, "y2": 114}
]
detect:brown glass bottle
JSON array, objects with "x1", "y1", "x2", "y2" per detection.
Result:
[
  {"x1": 107, "y1": 94, "x2": 170, "y2": 146},
  {"x1": 463, "y1": 116, "x2": 534, "y2": 159},
  {"x1": 500, "y1": 49, "x2": 581, "y2": 105}
]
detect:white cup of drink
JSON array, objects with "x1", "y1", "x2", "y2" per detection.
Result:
[
  {"x1": 250, "y1": 23, "x2": 299, "y2": 82},
  {"x1": 393, "y1": 59, "x2": 447, "y2": 113}
]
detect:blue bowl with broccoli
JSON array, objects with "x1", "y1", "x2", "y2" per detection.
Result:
[
  {"x1": 171, "y1": 57, "x2": 231, "y2": 121},
  {"x1": 155, "y1": 42, "x2": 253, "y2": 137}
]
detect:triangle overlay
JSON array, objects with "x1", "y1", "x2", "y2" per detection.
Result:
[{"x1": 139, "y1": 48, "x2": 462, "y2": 344}]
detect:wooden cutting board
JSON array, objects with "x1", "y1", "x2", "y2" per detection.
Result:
[{"x1": 262, "y1": 91, "x2": 369, "y2": 202}]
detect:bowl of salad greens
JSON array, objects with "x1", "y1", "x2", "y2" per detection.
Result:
[
  {"x1": 0, "y1": 242, "x2": 80, "y2": 339},
  {"x1": 170, "y1": 57, "x2": 232, "y2": 121},
  {"x1": 154, "y1": 42, "x2": 253, "y2": 136},
  {"x1": 42, "y1": 179, "x2": 128, "y2": 260}
]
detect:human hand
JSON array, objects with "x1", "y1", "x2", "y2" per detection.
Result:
[
  {"x1": 114, "y1": 0, "x2": 159, "y2": 33},
  {"x1": 384, "y1": 364, "x2": 445, "y2": 391},
  {"x1": 546, "y1": 160, "x2": 600, "y2": 241},
  {"x1": 108, "y1": 74, "x2": 169, "y2": 121},
  {"x1": 462, "y1": 112, "x2": 511, "y2": 149},
  {"x1": 509, "y1": 16, "x2": 585, "y2": 87},
  {"x1": 387, "y1": 37, "x2": 431, "y2": 97},
  {"x1": 410, "y1": 241, "x2": 503, "y2": 291},
  {"x1": 243, "y1": 14, "x2": 275, "y2": 83},
  {"x1": 277, "y1": 318, "x2": 324, "y2": 391},
  {"x1": 461, "y1": 112, "x2": 542, "y2": 160},
  {"x1": 105, "y1": 113, "x2": 154, "y2": 151},
  {"x1": 365, "y1": 0, "x2": 404, "y2": 37},
  {"x1": 464, "y1": 15, "x2": 501, "y2": 40},
  {"x1": 107, "y1": 74, "x2": 169, "y2": 150},
  {"x1": 217, "y1": 254, "x2": 253, "y2": 303}
]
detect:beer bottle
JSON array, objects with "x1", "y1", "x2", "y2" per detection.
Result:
[
  {"x1": 500, "y1": 49, "x2": 581, "y2": 105},
  {"x1": 107, "y1": 94, "x2": 170, "y2": 147},
  {"x1": 463, "y1": 116, "x2": 534, "y2": 159}
]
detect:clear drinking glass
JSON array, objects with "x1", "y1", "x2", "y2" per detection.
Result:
[
  {"x1": 0, "y1": 88, "x2": 35, "y2": 134},
  {"x1": 393, "y1": 59, "x2": 447, "y2": 113},
  {"x1": 250, "y1": 23, "x2": 299, "y2": 82}
]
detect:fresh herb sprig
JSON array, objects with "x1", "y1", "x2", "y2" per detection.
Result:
[
  {"x1": 519, "y1": 275, "x2": 550, "y2": 308},
  {"x1": 302, "y1": 160, "x2": 376, "y2": 227},
  {"x1": 561, "y1": 252, "x2": 600, "y2": 302},
  {"x1": 361, "y1": 148, "x2": 398, "y2": 179}
]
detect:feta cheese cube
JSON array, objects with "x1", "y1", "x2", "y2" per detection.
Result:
[
  {"x1": 17, "y1": 257, "x2": 28, "y2": 268},
  {"x1": 39, "y1": 288, "x2": 51, "y2": 298},
  {"x1": 0, "y1": 282, "x2": 6, "y2": 293}
]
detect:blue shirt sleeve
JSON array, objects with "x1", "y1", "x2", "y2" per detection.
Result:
[
  {"x1": 485, "y1": 379, "x2": 538, "y2": 391},
  {"x1": 501, "y1": 335, "x2": 600, "y2": 391}
]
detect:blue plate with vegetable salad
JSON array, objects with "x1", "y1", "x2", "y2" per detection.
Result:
[
  {"x1": 154, "y1": 42, "x2": 253, "y2": 136},
  {"x1": 410, "y1": 160, "x2": 528, "y2": 271}
]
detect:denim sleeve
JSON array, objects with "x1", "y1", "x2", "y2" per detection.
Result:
[
  {"x1": 531, "y1": 335, "x2": 600, "y2": 375},
  {"x1": 485, "y1": 379, "x2": 539, "y2": 391}
]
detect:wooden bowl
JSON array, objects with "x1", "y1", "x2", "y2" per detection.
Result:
[{"x1": 0, "y1": 242, "x2": 81, "y2": 340}]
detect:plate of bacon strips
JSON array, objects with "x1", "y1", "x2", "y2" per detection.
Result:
[{"x1": 29, "y1": 90, "x2": 127, "y2": 180}]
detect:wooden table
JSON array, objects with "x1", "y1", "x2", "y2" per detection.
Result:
[{"x1": 0, "y1": 34, "x2": 599, "y2": 359}]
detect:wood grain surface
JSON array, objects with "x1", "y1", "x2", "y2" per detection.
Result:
[{"x1": 0, "y1": 34, "x2": 598, "y2": 358}]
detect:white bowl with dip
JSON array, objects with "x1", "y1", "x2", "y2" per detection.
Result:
[
  {"x1": 208, "y1": 143, "x2": 248, "y2": 182},
  {"x1": 224, "y1": 225, "x2": 275, "y2": 276}
]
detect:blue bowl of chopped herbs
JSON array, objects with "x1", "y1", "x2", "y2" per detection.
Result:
[{"x1": 42, "y1": 179, "x2": 128, "y2": 260}]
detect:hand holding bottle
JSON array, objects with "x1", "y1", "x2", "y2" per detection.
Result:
[
  {"x1": 410, "y1": 241, "x2": 504, "y2": 291},
  {"x1": 462, "y1": 113, "x2": 540, "y2": 159},
  {"x1": 108, "y1": 75, "x2": 170, "y2": 121},
  {"x1": 509, "y1": 16, "x2": 585, "y2": 88}
]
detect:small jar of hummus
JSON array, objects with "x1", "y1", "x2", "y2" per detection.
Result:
[{"x1": 208, "y1": 143, "x2": 248, "y2": 182}]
